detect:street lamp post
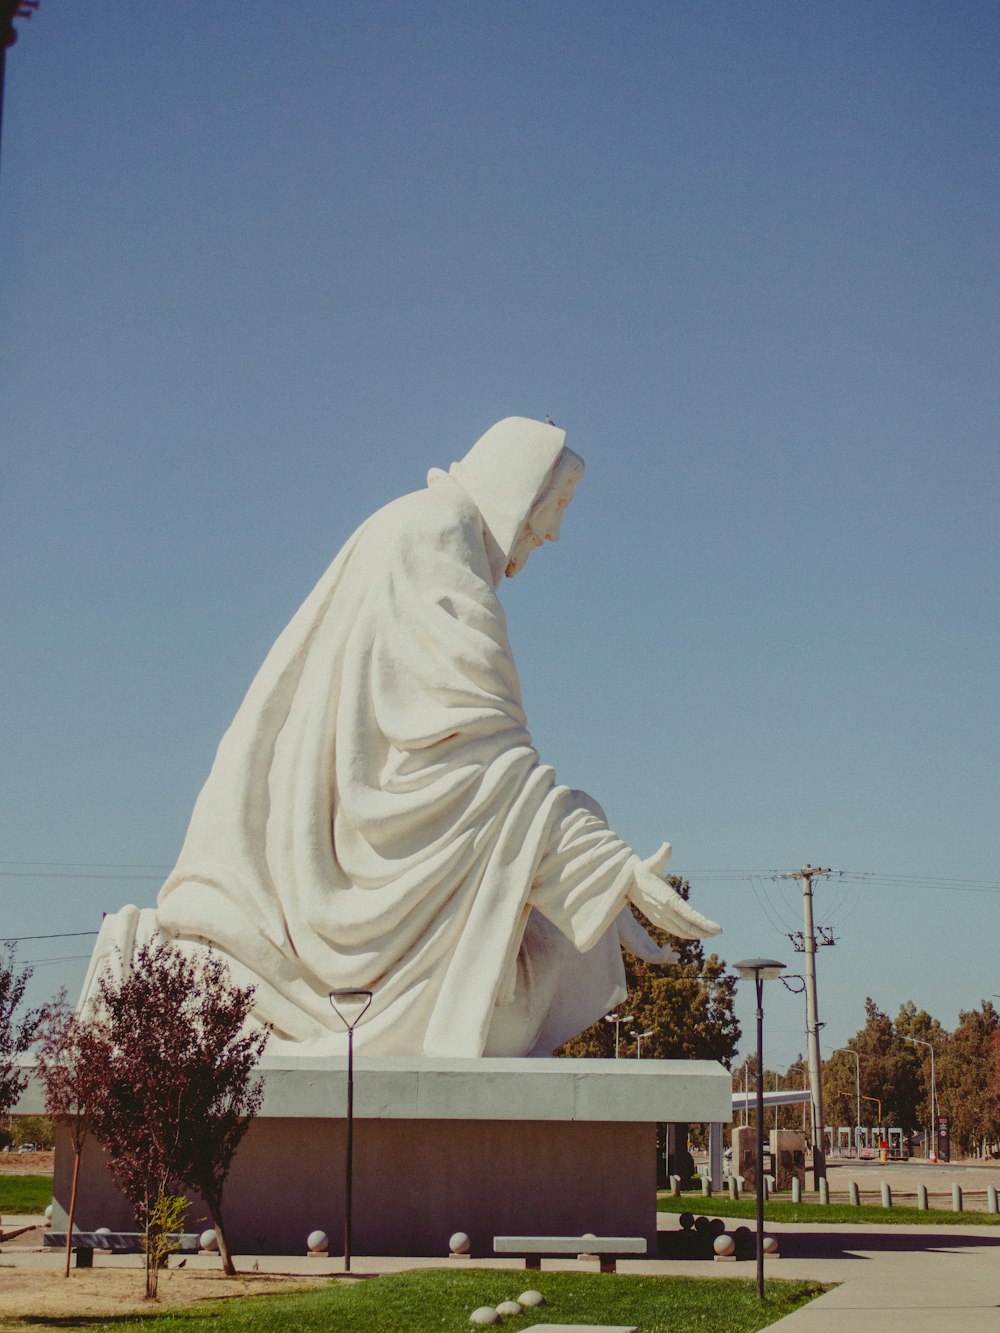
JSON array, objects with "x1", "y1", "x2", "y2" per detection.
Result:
[
  {"x1": 734, "y1": 958, "x2": 786, "y2": 1302},
  {"x1": 772, "y1": 1073, "x2": 782, "y2": 1131},
  {"x1": 329, "y1": 988, "x2": 373, "y2": 1273},
  {"x1": 860, "y1": 1094, "x2": 882, "y2": 1155},
  {"x1": 630, "y1": 1028, "x2": 653, "y2": 1058},
  {"x1": 903, "y1": 1035, "x2": 937, "y2": 1162},
  {"x1": 831, "y1": 1048, "x2": 861, "y2": 1158},
  {"x1": 604, "y1": 1011, "x2": 633, "y2": 1058}
]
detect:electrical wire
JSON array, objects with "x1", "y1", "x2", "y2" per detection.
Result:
[
  {"x1": 21, "y1": 954, "x2": 93, "y2": 966},
  {"x1": 0, "y1": 932, "x2": 99, "y2": 943}
]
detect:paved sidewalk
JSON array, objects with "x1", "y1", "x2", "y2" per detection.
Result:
[
  {"x1": 756, "y1": 1220, "x2": 1000, "y2": 1332},
  {"x1": 5, "y1": 1214, "x2": 1000, "y2": 1330}
]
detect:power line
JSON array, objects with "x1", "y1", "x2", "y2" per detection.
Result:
[
  {"x1": 21, "y1": 954, "x2": 93, "y2": 966},
  {"x1": 749, "y1": 875, "x2": 798, "y2": 936},
  {"x1": 2, "y1": 862, "x2": 995, "y2": 890},
  {"x1": 688, "y1": 870, "x2": 1000, "y2": 893},
  {"x1": 0, "y1": 860, "x2": 171, "y2": 869},
  {"x1": 0, "y1": 931, "x2": 99, "y2": 943},
  {"x1": 0, "y1": 872, "x2": 164, "y2": 881}
]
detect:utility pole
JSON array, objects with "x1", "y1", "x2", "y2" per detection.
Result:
[{"x1": 782, "y1": 864, "x2": 833, "y2": 1188}]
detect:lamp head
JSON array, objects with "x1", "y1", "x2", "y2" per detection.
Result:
[
  {"x1": 329, "y1": 988, "x2": 374, "y2": 1029},
  {"x1": 733, "y1": 958, "x2": 786, "y2": 981}
]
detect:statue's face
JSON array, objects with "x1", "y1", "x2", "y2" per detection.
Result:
[{"x1": 505, "y1": 471, "x2": 579, "y2": 578}]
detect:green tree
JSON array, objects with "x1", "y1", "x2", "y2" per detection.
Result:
[
  {"x1": 894, "y1": 1001, "x2": 944, "y2": 1045},
  {"x1": 936, "y1": 1001, "x2": 1000, "y2": 1158},
  {"x1": 892, "y1": 1001, "x2": 945, "y2": 1145},
  {"x1": 555, "y1": 879, "x2": 740, "y2": 1064},
  {"x1": 8, "y1": 1115, "x2": 55, "y2": 1149},
  {"x1": 840, "y1": 998, "x2": 923, "y2": 1137},
  {"x1": 0, "y1": 944, "x2": 40, "y2": 1123},
  {"x1": 989, "y1": 1029, "x2": 1000, "y2": 1141}
]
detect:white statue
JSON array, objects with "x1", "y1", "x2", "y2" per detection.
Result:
[{"x1": 81, "y1": 417, "x2": 720, "y2": 1056}]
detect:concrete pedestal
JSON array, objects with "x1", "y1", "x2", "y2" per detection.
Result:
[{"x1": 44, "y1": 1055, "x2": 731, "y2": 1257}]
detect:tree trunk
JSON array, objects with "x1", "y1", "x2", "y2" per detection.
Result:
[
  {"x1": 206, "y1": 1194, "x2": 236, "y2": 1276},
  {"x1": 64, "y1": 1141, "x2": 82, "y2": 1279},
  {"x1": 143, "y1": 1191, "x2": 158, "y2": 1300}
]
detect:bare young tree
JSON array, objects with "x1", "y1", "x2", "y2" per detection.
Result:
[
  {"x1": 35, "y1": 992, "x2": 105, "y2": 1277},
  {"x1": 87, "y1": 942, "x2": 267, "y2": 1291}
]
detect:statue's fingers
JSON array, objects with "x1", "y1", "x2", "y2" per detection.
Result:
[
  {"x1": 650, "y1": 841, "x2": 672, "y2": 873},
  {"x1": 656, "y1": 892, "x2": 722, "y2": 940}
]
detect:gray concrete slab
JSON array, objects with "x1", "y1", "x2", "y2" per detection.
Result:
[{"x1": 15, "y1": 1056, "x2": 733, "y2": 1123}]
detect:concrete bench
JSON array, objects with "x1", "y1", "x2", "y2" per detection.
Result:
[
  {"x1": 493, "y1": 1234, "x2": 646, "y2": 1273},
  {"x1": 45, "y1": 1232, "x2": 200, "y2": 1267}
]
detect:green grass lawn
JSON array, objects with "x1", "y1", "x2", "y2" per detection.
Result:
[
  {"x1": 658, "y1": 1192, "x2": 1000, "y2": 1227},
  {"x1": 0, "y1": 1174, "x2": 51, "y2": 1215},
  {"x1": 1, "y1": 1270, "x2": 828, "y2": 1332}
]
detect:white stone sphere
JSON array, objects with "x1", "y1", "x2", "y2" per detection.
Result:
[
  {"x1": 518, "y1": 1290, "x2": 546, "y2": 1307},
  {"x1": 713, "y1": 1233, "x2": 736, "y2": 1256},
  {"x1": 449, "y1": 1231, "x2": 472, "y2": 1254},
  {"x1": 95, "y1": 1227, "x2": 111, "y2": 1235},
  {"x1": 469, "y1": 1307, "x2": 501, "y2": 1326},
  {"x1": 199, "y1": 1229, "x2": 219, "y2": 1252},
  {"x1": 582, "y1": 1231, "x2": 597, "y2": 1240},
  {"x1": 44, "y1": 1204, "x2": 53, "y2": 1220},
  {"x1": 306, "y1": 1229, "x2": 329, "y2": 1253},
  {"x1": 762, "y1": 1234, "x2": 779, "y2": 1254},
  {"x1": 496, "y1": 1300, "x2": 523, "y2": 1315}
]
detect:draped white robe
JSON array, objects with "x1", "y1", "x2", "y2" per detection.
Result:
[{"x1": 80, "y1": 420, "x2": 676, "y2": 1057}]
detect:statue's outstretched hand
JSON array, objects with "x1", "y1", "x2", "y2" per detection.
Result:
[
  {"x1": 616, "y1": 905, "x2": 679, "y2": 964},
  {"x1": 628, "y1": 842, "x2": 722, "y2": 940}
]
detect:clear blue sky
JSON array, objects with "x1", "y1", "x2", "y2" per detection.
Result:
[{"x1": 2, "y1": 1, "x2": 997, "y2": 1073}]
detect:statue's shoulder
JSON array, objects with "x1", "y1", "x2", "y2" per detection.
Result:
[{"x1": 363, "y1": 474, "x2": 480, "y2": 550}]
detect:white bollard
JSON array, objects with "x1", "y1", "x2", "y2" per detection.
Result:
[
  {"x1": 701, "y1": 1174, "x2": 712, "y2": 1197},
  {"x1": 818, "y1": 1177, "x2": 829, "y2": 1206},
  {"x1": 848, "y1": 1180, "x2": 859, "y2": 1206},
  {"x1": 791, "y1": 1177, "x2": 801, "y2": 1204},
  {"x1": 728, "y1": 1175, "x2": 739, "y2": 1201},
  {"x1": 917, "y1": 1183, "x2": 928, "y2": 1210},
  {"x1": 880, "y1": 1181, "x2": 892, "y2": 1208},
  {"x1": 987, "y1": 1185, "x2": 998, "y2": 1215},
  {"x1": 952, "y1": 1183, "x2": 962, "y2": 1213}
]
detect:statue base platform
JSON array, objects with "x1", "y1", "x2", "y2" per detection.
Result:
[{"x1": 48, "y1": 1055, "x2": 731, "y2": 1257}]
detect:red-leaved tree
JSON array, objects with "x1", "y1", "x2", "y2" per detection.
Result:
[
  {"x1": 87, "y1": 942, "x2": 267, "y2": 1290},
  {"x1": 35, "y1": 992, "x2": 106, "y2": 1277}
]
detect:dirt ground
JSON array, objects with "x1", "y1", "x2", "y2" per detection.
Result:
[
  {"x1": 0, "y1": 1150, "x2": 54, "y2": 1176},
  {"x1": 0, "y1": 1263, "x2": 329, "y2": 1325},
  {"x1": 0, "y1": 1154, "x2": 329, "y2": 1322}
]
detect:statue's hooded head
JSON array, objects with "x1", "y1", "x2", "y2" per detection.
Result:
[{"x1": 449, "y1": 417, "x2": 585, "y2": 584}]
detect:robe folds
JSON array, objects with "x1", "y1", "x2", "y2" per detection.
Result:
[{"x1": 81, "y1": 420, "x2": 655, "y2": 1057}]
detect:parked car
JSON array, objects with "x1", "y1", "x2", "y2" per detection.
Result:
[{"x1": 18, "y1": 1143, "x2": 36, "y2": 1153}]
